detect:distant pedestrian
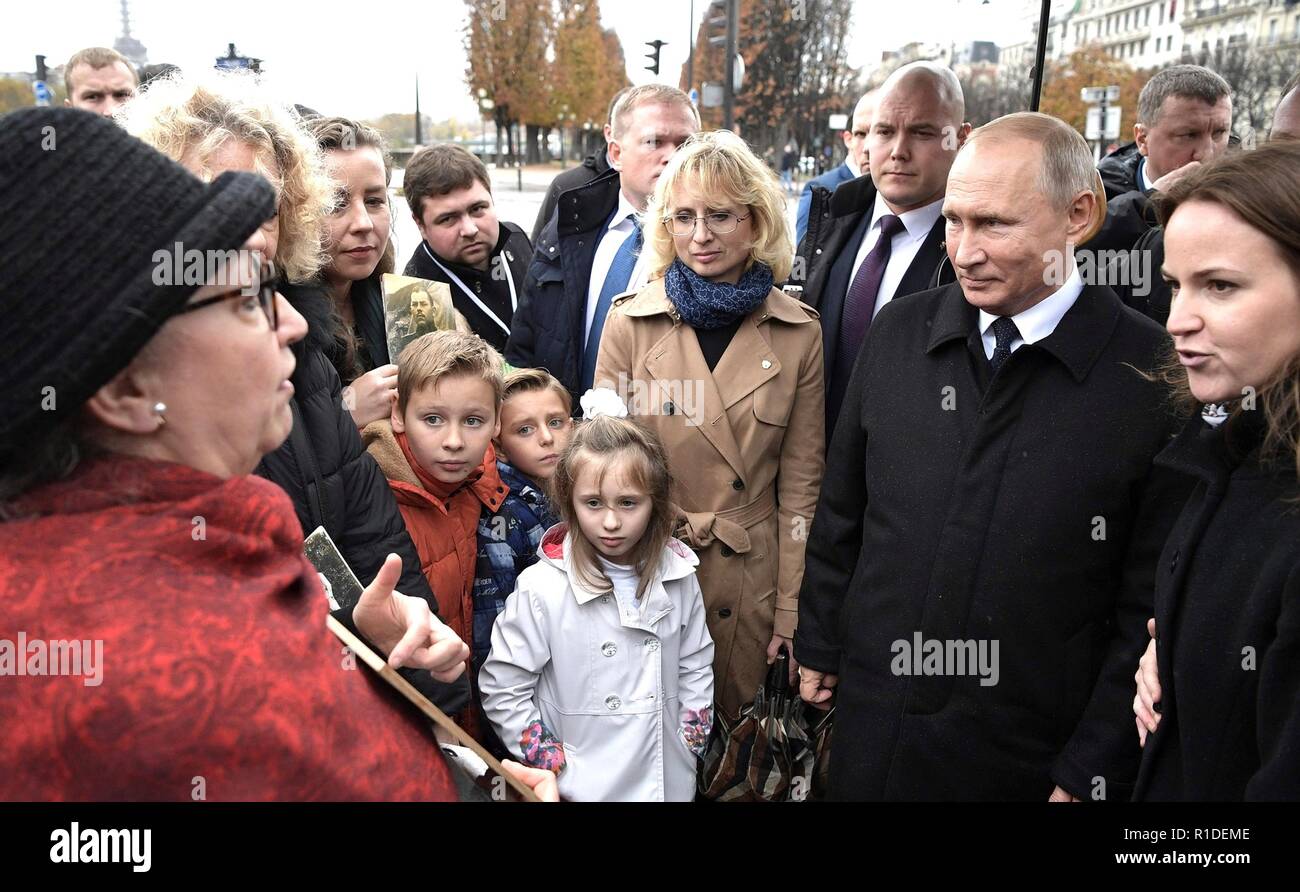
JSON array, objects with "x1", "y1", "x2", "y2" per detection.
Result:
[{"x1": 780, "y1": 141, "x2": 798, "y2": 194}]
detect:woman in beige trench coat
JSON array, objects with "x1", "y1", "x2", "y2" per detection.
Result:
[{"x1": 594, "y1": 131, "x2": 825, "y2": 723}]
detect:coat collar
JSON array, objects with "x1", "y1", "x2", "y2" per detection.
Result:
[
  {"x1": 925, "y1": 281, "x2": 1124, "y2": 384},
  {"x1": 556, "y1": 167, "x2": 621, "y2": 239},
  {"x1": 537, "y1": 525, "x2": 699, "y2": 629},
  {"x1": 362, "y1": 419, "x2": 505, "y2": 514},
  {"x1": 1154, "y1": 409, "x2": 1277, "y2": 486},
  {"x1": 617, "y1": 278, "x2": 816, "y2": 477},
  {"x1": 828, "y1": 171, "x2": 878, "y2": 220}
]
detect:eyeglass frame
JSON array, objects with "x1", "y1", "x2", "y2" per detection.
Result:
[
  {"x1": 175, "y1": 257, "x2": 281, "y2": 330},
  {"x1": 662, "y1": 210, "x2": 752, "y2": 237}
]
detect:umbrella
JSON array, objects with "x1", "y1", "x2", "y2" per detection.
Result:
[{"x1": 698, "y1": 651, "x2": 834, "y2": 802}]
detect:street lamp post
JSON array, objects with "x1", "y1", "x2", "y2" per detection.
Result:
[
  {"x1": 557, "y1": 103, "x2": 569, "y2": 165},
  {"x1": 476, "y1": 88, "x2": 497, "y2": 166}
]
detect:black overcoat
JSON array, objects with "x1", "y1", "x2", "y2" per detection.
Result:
[
  {"x1": 795, "y1": 281, "x2": 1189, "y2": 800},
  {"x1": 1134, "y1": 414, "x2": 1300, "y2": 800},
  {"x1": 506, "y1": 168, "x2": 620, "y2": 404}
]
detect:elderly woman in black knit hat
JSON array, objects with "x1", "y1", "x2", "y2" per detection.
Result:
[{"x1": 0, "y1": 108, "x2": 556, "y2": 802}]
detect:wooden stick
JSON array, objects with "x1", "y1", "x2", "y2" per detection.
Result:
[{"x1": 326, "y1": 614, "x2": 540, "y2": 802}]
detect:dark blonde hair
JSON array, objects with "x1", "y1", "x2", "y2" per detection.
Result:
[
  {"x1": 549, "y1": 416, "x2": 676, "y2": 601},
  {"x1": 309, "y1": 115, "x2": 396, "y2": 380},
  {"x1": 396, "y1": 330, "x2": 504, "y2": 415},
  {"x1": 309, "y1": 114, "x2": 395, "y2": 277},
  {"x1": 645, "y1": 130, "x2": 792, "y2": 282},
  {"x1": 1154, "y1": 140, "x2": 1300, "y2": 479},
  {"x1": 501, "y1": 367, "x2": 573, "y2": 416}
]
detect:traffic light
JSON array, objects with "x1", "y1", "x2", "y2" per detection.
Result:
[
  {"x1": 644, "y1": 40, "x2": 666, "y2": 76},
  {"x1": 707, "y1": 0, "x2": 728, "y2": 47}
]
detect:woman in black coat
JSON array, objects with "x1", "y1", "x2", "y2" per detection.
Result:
[
  {"x1": 120, "y1": 80, "x2": 466, "y2": 711},
  {"x1": 306, "y1": 115, "x2": 400, "y2": 429},
  {"x1": 1132, "y1": 141, "x2": 1300, "y2": 800}
]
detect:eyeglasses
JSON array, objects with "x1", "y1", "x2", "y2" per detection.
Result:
[
  {"x1": 176, "y1": 258, "x2": 281, "y2": 330},
  {"x1": 663, "y1": 211, "x2": 750, "y2": 237}
]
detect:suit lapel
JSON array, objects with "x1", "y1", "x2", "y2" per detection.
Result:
[
  {"x1": 713, "y1": 310, "x2": 780, "y2": 411},
  {"x1": 643, "y1": 322, "x2": 748, "y2": 480},
  {"x1": 898, "y1": 217, "x2": 948, "y2": 295}
]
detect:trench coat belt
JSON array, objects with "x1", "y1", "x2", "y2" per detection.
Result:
[{"x1": 676, "y1": 486, "x2": 778, "y2": 555}]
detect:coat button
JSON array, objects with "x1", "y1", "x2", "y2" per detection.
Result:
[
  {"x1": 761, "y1": 359, "x2": 772, "y2": 369},
  {"x1": 719, "y1": 608, "x2": 732, "y2": 618},
  {"x1": 605, "y1": 695, "x2": 622, "y2": 710},
  {"x1": 1169, "y1": 549, "x2": 1180, "y2": 574},
  {"x1": 644, "y1": 637, "x2": 660, "y2": 652},
  {"x1": 601, "y1": 641, "x2": 617, "y2": 657},
  {"x1": 601, "y1": 595, "x2": 611, "y2": 604},
  {"x1": 732, "y1": 478, "x2": 745, "y2": 491},
  {"x1": 720, "y1": 545, "x2": 734, "y2": 557}
]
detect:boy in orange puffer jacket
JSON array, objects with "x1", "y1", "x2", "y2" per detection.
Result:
[{"x1": 363, "y1": 331, "x2": 509, "y2": 742}]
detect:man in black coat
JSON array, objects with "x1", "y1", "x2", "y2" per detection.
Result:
[
  {"x1": 1086, "y1": 65, "x2": 1232, "y2": 255},
  {"x1": 401, "y1": 144, "x2": 531, "y2": 353},
  {"x1": 531, "y1": 147, "x2": 609, "y2": 245},
  {"x1": 507, "y1": 84, "x2": 698, "y2": 403},
  {"x1": 257, "y1": 283, "x2": 470, "y2": 713},
  {"x1": 790, "y1": 62, "x2": 967, "y2": 431},
  {"x1": 530, "y1": 88, "x2": 628, "y2": 244},
  {"x1": 795, "y1": 113, "x2": 1188, "y2": 801},
  {"x1": 1108, "y1": 76, "x2": 1300, "y2": 328}
]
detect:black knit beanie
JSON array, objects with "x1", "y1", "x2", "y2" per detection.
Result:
[{"x1": 0, "y1": 107, "x2": 276, "y2": 454}]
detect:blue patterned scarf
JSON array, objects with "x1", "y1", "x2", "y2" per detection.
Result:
[{"x1": 664, "y1": 258, "x2": 773, "y2": 330}]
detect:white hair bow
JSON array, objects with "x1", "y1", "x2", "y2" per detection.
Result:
[{"x1": 580, "y1": 387, "x2": 629, "y2": 421}]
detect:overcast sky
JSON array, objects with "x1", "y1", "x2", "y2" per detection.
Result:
[{"x1": 5, "y1": 0, "x2": 1034, "y2": 120}]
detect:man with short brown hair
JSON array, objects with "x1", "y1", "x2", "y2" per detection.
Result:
[
  {"x1": 63, "y1": 47, "x2": 138, "y2": 117},
  {"x1": 507, "y1": 84, "x2": 699, "y2": 401},
  {"x1": 1088, "y1": 64, "x2": 1232, "y2": 253},
  {"x1": 402, "y1": 144, "x2": 531, "y2": 352}
]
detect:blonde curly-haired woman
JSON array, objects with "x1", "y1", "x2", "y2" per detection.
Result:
[{"x1": 118, "y1": 73, "x2": 459, "y2": 710}]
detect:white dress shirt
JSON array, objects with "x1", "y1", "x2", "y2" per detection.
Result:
[
  {"x1": 977, "y1": 265, "x2": 1083, "y2": 360},
  {"x1": 585, "y1": 190, "x2": 650, "y2": 345},
  {"x1": 1137, "y1": 156, "x2": 1154, "y2": 192},
  {"x1": 848, "y1": 192, "x2": 945, "y2": 319}
]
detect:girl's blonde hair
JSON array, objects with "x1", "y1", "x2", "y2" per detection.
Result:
[
  {"x1": 644, "y1": 130, "x2": 793, "y2": 283},
  {"x1": 549, "y1": 416, "x2": 677, "y2": 601},
  {"x1": 118, "y1": 70, "x2": 332, "y2": 283}
]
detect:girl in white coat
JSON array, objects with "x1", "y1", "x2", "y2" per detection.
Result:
[{"x1": 480, "y1": 403, "x2": 715, "y2": 801}]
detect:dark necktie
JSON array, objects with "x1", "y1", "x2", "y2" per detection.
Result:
[
  {"x1": 837, "y1": 214, "x2": 905, "y2": 378},
  {"x1": 581, "y1": 215, "x2": 641, "y2": 391},
  {"x1": 988, "y1": 316, "x2": 1020, "y2": 375}
]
